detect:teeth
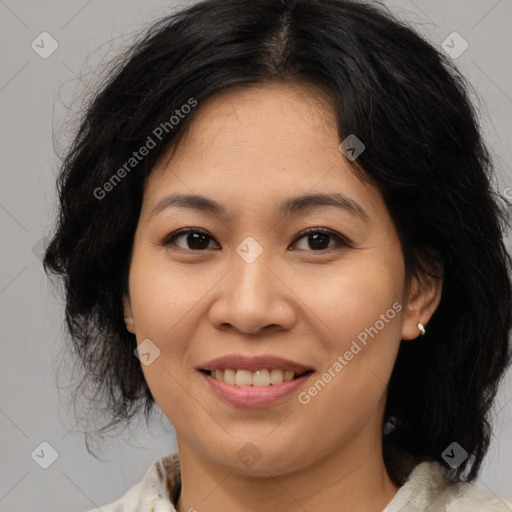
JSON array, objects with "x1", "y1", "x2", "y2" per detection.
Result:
[
  {"x1": 235, "y1": 369, "x2": 253, "y2": 386},
  {"x1": 270, "y1": 368, "x2": 284, "y2": 385},
  {"x1": 252, "y1": 369, "x2": 270, "y2": 386},
  {"x1": 209, "y1": 368, "x2": 300, "y2": 386},
  {"x1": 223, "y1": 368, "x2": 236, "y2": 385},
  {"x1": 284, "y1": 370, "x2": 295, "y2": 382}
]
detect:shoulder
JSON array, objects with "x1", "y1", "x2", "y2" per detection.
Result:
[
  {"x1": 441, "y1": 480, "x2": 512, "y2": 511},
  {"x1": 83, "y1": 480, "x2": 142, "y2": 512},
  {"x1": 82, "y1": 451, "x2": 180, "y2": 512},
  {"x1": 385, "y1": 460, "x2": 512, "y2": 512}
]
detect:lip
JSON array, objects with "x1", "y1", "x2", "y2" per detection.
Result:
[
  {"x1": 200, "y1": 370, "x2": 314, "y2": 407},
  {"x1": 198, "y1": 354, "x2": 313, "y2": 374}
]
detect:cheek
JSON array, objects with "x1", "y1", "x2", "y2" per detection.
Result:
[
  {"x1": 126, "y1": 249, "x2": 199, "y2": 401},
  {"x1": 295, "y1": 250, "x2": 405, "y2": 410},
  {"x1": 306, "y1": 255, "x2": 404, "y2": 407},
  {"x1": 295, "y1": 253, "x2": 404, "y2": 350},
  {"x1": 127, "y1": 247, "x2": 202, "y2": 414},
  {"x1": 128, "y1": 245, "x2": 213, "y2": 339}
]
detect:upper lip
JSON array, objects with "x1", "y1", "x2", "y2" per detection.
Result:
[{"x1": 199, "y1": 355, "x2": 314, "y2": 374}]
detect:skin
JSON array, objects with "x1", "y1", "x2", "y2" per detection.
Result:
[{"x1": 123, "y1": 81, "x2": 443, "y2": 512}]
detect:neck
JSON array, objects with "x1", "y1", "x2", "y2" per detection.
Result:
[{"x1": 175, "y1": 431, "x2": 399, "y2": 512}]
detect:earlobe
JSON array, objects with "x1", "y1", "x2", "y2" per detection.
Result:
[
  {"x1": 122, "y1": 294, "x2": 136, "y2": 334},
  {"x1": 401, "y1": 270, "x2": 443, "y2": 341}
]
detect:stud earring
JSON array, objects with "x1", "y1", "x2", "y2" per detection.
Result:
[
  {"x1": 130, "y1": 322, "x2": 135, "y2": 327},
  {"x1": 417, "y1": 322, "x2": 426, "y2": 335}
]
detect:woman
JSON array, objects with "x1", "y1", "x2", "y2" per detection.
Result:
[{"x1": 43, "y1": 0, "x2": 512, "y2": 510}]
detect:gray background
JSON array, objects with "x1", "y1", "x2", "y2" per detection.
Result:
[{"x1": 0, "y1": 1, "x2": 511, "y2": 510}]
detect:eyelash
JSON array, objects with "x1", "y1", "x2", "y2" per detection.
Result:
[{"x1": 163, "y1": 227, "x2": 352, "y2": 252}]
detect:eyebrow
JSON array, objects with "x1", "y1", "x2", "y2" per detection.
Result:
[{"x1": 150, "y1": 192, "x2": 369, "y2": 222}]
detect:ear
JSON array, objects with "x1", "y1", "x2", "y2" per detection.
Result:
[
  {"x1": 122, "y1": 294, "x2": 136, "y2": 334},
  {"x1": 401, "y1": 267, "x2": 443, "y2": 340}
]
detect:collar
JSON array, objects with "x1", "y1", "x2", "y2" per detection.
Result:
[
  {"x1": 117, "y1": 451, "x2": 482, "y2": 512},
  {"x1": 123, "y1": 451, "x2": 181, "y2": 512}
]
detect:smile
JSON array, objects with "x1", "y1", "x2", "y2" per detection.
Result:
[
  {"x1": 199, "y1": 369, "x2": 314, "y2": 408},
  {"x1": 204, "y1": 368, "x2": 312, "y2": 386},
  {"x1": 197, "y1": 354, "x2": 315, "y2": 407}
]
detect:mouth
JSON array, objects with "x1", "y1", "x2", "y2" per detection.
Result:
[
  {"x1": 199, "y1": 368, "x2": 315, "y2": 387},
  {"x1": 196, "y1": 355, "x2": 315, "y2": 407}
]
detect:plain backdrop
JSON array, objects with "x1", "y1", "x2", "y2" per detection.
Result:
[{"x1": 0, "y1": 1, "x2": 511, "y2": 510}]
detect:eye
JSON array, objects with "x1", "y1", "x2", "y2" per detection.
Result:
[
  {"x1": 291, "y1": 227, "x2": 351, "y2": 251},
  {"x1": 163, "y1": 227, "x2": 351, "y2": 252},
  {"x1": 163, "y1": 228, "x2": 220, "y2": 251}
]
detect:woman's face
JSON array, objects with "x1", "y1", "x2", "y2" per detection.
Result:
[{"x1": 123, "y1": 82, "x2": 440, "y2": 476}]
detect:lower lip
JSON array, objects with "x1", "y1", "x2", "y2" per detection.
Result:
[{"x1": 200, "y1": 371, "x2": 314, "y2": 407}]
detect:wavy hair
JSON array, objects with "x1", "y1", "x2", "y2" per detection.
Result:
[{"x1": 44, "y1": 0, "x2": 512, "y2": 483}]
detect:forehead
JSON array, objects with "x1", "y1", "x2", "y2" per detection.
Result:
[
  {"x1": 143, "y1": 82, "x2": 384, "y2": 221},
  {"x1": 160, "y1": 82, "x2": 337, "y2": 160}
]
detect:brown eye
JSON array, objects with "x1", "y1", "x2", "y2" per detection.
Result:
[
  {"x1": 292, "y1": 228, "x2": 351, "y2": 251},
  {"x1": 163, "y1": 227, "x2": 350, "y2": 252},
  {"x1": 164, "y1": 229, "x2": 219, "y2": 251}
]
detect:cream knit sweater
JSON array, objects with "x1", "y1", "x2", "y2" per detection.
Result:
[{"x1": 85, "y1": 451, "x2": 512, "y2": 512}]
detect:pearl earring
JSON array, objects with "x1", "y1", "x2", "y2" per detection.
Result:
[{"x1": 418, "y1": 322, "x2": 426, "y2": 335}]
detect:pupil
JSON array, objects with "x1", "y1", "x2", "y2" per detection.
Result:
[
  {"x1": 188, "y1": 232, "x2": 209, "y2": 250},
  {"x1": 309, "y1": 233, "x2": 329, "y2": 250}
]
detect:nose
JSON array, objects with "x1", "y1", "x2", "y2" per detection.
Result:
[{"x1": 207, "y1": 247, "x2": 297, "y2": 336}]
